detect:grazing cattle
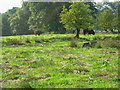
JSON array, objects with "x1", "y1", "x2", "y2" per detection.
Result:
[
  {"x1": 82, "y1": 41, "x2": 97, "y2": 48},
  {"x1": 72, "y1": 30, "x2": 76, "y2": 33},
  {"x1": 34, "y1": 30, "x2": 44, "y2": 36},
  {"x1": 82, "y1": 42, "x2": 92, "y2": 47},
  {"x1": 83, "y1": 29, "x2": 95, "y2": 35}
]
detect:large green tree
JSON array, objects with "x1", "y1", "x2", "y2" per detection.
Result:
[
  {"x1": 85, "y1": 2, "x2": 98, "y2": 18},
  {"x1": 0, "y1": 13, "x2": 2, "y2": 35},
  {"x1": 9, "y1": 2, "x2": 31, "y2": 35},
  {"x1": 98, "y1": 9, "x2": 114, "y2": 32},
  {"x1": 95, "y1": 1, "x2": 119, "y2": 32},
  {"x1": 118, "y1": 2, "x2": 120, "y2": 33},
  {"x1": 2, "y1": 7, "x2": 18, "y2": 36},
  {"x1": 112, "y1": 1, "x2": 120, "y2": 33},
  {"x1": 28, "y1": 2, "x2": 70, "y2": 33},
  {"x1": 59, "y1": 2, "x2": 93, "y2": 38}
]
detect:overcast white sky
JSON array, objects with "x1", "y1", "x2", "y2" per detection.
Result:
[{"x1": 0, "y1": 0, "x2": 115, "y2": 13}]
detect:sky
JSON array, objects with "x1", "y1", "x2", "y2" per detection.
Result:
[
  {"x1": 0, "y1": 0, "x2": 22, "y2": 13},
  {"x1": 0, "y1": 0, "x2": 116, "y2": 13}
]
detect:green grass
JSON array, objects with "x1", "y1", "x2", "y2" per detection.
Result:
[{"x1": 1, "y1": 33, "x2": 119, "y2": 88}]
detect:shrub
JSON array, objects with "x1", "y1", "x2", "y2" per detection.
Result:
[
  {"x1": 69, "y1": 38, "x2": 78, "y2": 47},
  {"x1": 33, "y1": 37, "x2": 42, "y2": 43},
  {"x1": 19, "y1": 81, "x2": 32, "y2": 88},
  {"x1": 94, "y1": 42, "x2": 102, "y2": 48},
  {"x1": 25, "y1": 38, "x2": 31, "y2": 43},
  {"x1": 95, "y1": 38, "x2": 120, "y2": 49},
  {"x1": 5, "y1": 38, "x2": 25, "y2": 45}
]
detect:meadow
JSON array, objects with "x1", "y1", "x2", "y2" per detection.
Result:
[{"x1": 1, "y1": 33, "x2": 119, "y2": 88}]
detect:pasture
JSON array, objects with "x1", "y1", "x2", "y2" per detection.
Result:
[{"x1": 1, "y1": 33, "x2": 119, "y2": 88}]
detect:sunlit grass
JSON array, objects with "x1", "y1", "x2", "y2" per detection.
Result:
[{"x1": 1, "y1": 33, "x2": 119, "y2": 88}]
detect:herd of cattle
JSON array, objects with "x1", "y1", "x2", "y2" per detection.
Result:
[
  {"x1": 83, "y1": 29, "x2": 95, "y2": 35},
  {"x1": 34, "y1": 29, "x2": 96, "y2": 48},
  {"x1": 34, "y1": 29, "x2": 95, "y2": 35}
]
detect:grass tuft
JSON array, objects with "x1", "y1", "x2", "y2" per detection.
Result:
[
  {"x1": 69, "y1": 38, "x2": 78, "y2": 47},
  {"x1": 95, "y1": 37, "x2": 120, "y2": 49}
]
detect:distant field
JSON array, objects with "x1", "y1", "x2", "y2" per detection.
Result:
[{"x1": 1, "y1": 33, "x2": 119, "y2": 88}]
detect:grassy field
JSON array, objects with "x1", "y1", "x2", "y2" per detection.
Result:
[{"x1": 1, "y1": 33, "x2": 119, "y2": 88}]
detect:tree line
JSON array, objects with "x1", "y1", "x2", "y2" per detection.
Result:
[{"x1": 1, "y1": 1, "x2": 119, "y2": 37}]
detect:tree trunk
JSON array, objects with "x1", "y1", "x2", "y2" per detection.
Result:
[
  {"x1": 118, "y1": 29, "x2": 120, "y2": 33},
  {"x1": 105, "y1": 29, "x2": 108, "y2": 32},
  {"x1": 111, "y1": 29, "x2": 114, "y2": 33},
  {"x1": 74, "y1": 28, "x2": 80, "y2": 38}
]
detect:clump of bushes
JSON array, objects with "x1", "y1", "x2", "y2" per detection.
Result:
[
  {"x1": 70, "y1": 41, "x2": 78, "y2": 47},
  {"x1": 19, "y1": 81, "x2": 32, "y2": 88},
  {"x1": 69, "y1": 38, "x2": 78, "y2": 47},
  {"x1": 4, "y1": 38, "x2": 25, "y2": 45},
  {"x1": 11, "y1": 39, "x2": 24, "y2": 45},
  {"x1": 34, "y1": 38, "x2": 42, "y2": 43},
  {"x1": 94, "y1": 37, "x2": 120, "y2": 49},
  {"x1": 25, "y1": 38, "x2": 31, "y2": 43},
  {"x1": 93, "y1": 36, "x2": 102, "y2": 40}
]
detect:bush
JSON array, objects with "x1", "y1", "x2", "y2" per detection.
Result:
[
  {"x1": 5, "y1": 38, "x2": 25, "y2": 45},
  {"x1": 25, "y1": 38, "x2": 31, "y2": 43},
  {"x1": 95, "y1": 38, "x2": 120, "y2": 49},
  {"x1": 69, "y1": 38, "x2": 78, "y2": 47},
  {"x1": 33, "y1": 37, "x2": 42, "y2": 43}
]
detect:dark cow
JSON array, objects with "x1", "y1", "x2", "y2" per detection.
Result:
[
  {"x1": 82, "y1": 42, "x2": 92, "y2": 47},
  {"x1": 82, "y1": 41, "x2": 97, "y2": 48},
  {"x1": 34, "y1": 30, "x2": 44, "y2": 36},
  {"x1": 83, "y1": 29, "x2": 95, "y2": 35}
]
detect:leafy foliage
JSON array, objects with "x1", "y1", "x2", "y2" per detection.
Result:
[
  {"x1": 2, "y1": 7, "x2": 18, "y2": 36},
  {"x1": 1, "y1": 1, "x2": 119, "y2": 36},
  {"x1": 28, "y1": 2, "x2": 70, "y2": 33},
  {"x1": 9, "y1": 2, "x2": 31, "y2": 35},
  {"x1": 95, "y1": 36, "x2": 120, "y2": 49},
  {"x1": 96, "y1": 1, "x2": 119, "y2": 32},
  {"x1": 59, "y1": 2, "x2": 94, "y2": 38},
  {"x1": 98, "y1": 9, "x2": 114, "y2": 32}
]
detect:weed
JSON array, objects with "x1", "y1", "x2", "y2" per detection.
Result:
[
  {"x1": 19, "y1": 81, "x2": 33, "y2": 88},
  {"x1": 69, "y1": 38, "x2": 78, "y2": 47},
  {"x1": 95, "y1": 38, "x2": 120, "y2": 49},
  {"x1": 8, "y1": 38, "x2": 25, "y2": 45},
  {"x1": 25, "y1": 38, "x2": 31, "y2": 43}
]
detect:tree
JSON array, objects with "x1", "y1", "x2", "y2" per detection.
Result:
[
  {"x1": 59, "y1": 2, "x2": 93, "y2": 38},
  {"x1": 112, "y1": 1, "x2": 120, "y2": 33},
  {"x1": 98, "y1": 9, "x2": 114, "y2": 32},
  {"x1": 117, "y1": 2, "x2": 120, "y2": 32},
  {"x1": 0, "y1": 13, "x2": 2, "y2": 36},
  {"x1": 85, "y1": 2, "x2": 98, "y2": 18},
  {"x1": 28, "y1": 2, "x2": 70, "y2": 33},
  {"x1": 95, "y1": 1, "x2": 119, "y2": 32},
  {"x1": 2, "y1": 7, "x2": 18, "y2": 36},
  {"x1": 9, "y1": 2, "x2": 31, "y2": 35}
]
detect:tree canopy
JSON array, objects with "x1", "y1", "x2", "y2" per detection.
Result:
[
  {"x1": 28, "y1": 2, "x2": 70, "y2": 33},
  {"x1": 59, "y1": 2, "x2": 94, "y2": 38},
  {"x1": 98, "y1": 9, "x2": 114, "y2": 32},
  {"x1": 1, "y1": 1, "x2": 119, "y2": 36},
  {"x1": 2, "y1": 7, "x2": 18, "y2": 36},
  {"x1": 9, "y1": 2, "x2": 31, "y2": 35}
]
